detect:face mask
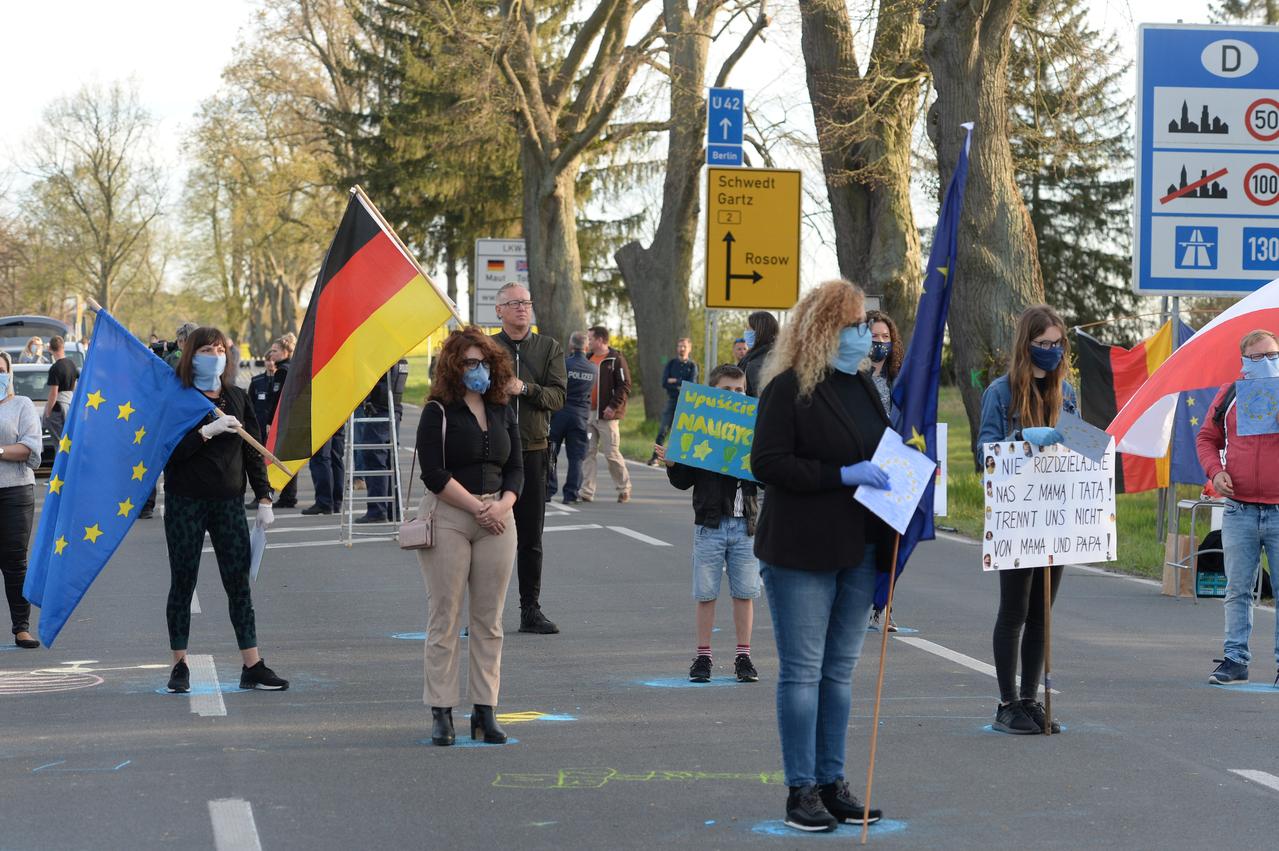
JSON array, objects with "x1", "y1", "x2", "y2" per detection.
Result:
[
  {"x1": 0, "y1": 373, "x2": 9, "y2": 395},
  {"x1": 870, "y1": 341, "x2": 892, "y2": 363},
  {"x1": 463, "y1": 363, "x2": 491, "y2": 394},
  {"x1": 1030, "y1": 345, "x2": 1063, "y2": 372},
  {"x1": 1242, "y1": 355, "x2": 1279, "y2": 380},
  {"x1": 832, "y1": 324, "x2": 871, "y2": 374},
  {"x1": 193, "y1": 353, "x2": 226, "y2": 391},
  {"x1": 744, "y1": 329, "x2": 756, "y2": 348}
]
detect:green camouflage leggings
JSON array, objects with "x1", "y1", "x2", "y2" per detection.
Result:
[{"x1": 164, "y1": 493, "x2": 257, "y2": 651}]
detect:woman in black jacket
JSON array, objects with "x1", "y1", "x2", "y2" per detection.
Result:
[
  {"x1": 751, "y1": 279, "x2": 893, "y2": 833},
  {"x1": 163, "y1": 327, "x2": 287, "y2": 694},
  {"x1": 737, "y1": 310, "x2": 779, "y2": 397}
]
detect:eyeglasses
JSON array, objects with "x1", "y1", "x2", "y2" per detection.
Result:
[
  {"x1": 1244, "y1": 351, "x2": 1279, "y2": 362},
  {"x1": 498, "y1": 299, "x2": 533, "y2": 309},
  {"x1": 1030, "y1": 339, "x2": 1064, "y2": 350},
  {"x1": 461, "y1": 358, "x2": 490, "y2": 370}
]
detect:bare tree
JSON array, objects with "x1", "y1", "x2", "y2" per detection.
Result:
[
  {"x1": 922, "y1": 0, "x2": 1044, "y2": 457},
  {"x1": 800, "y1": 0, "x2": 926, "y2": 332},
  {"x1": 28, "y1": 82, "x2": 164, "y2": 311}
]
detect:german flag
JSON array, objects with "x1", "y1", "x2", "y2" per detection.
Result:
[{"x1": 266, "y1": 190, "x2": 457, "y2": 490}]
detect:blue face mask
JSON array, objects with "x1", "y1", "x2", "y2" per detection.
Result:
[
  {"x1": 463, "y1": 364, "x2": 491, "y2": 394},
  {"x1": 0, "y1": 373, "x2": 9, "y2": 396},
  {"x1": 193, "y1": 353, "x2": 226, "y2": 391},
  {"x1": 743, "y1": 329, "x2": 756, "y2": 348},
  {"x1": 1242, "y1": 355, "x2": 1279, "y2": 380},
  {"x1": 870, "y1": 341, "x2": 892, "y2": 363},
  {"x1": 1030, "y1": 345, "x2": 1063, "y2": 372},
  {"x1": 832, "y1": 324, "x2": 871, "y2": 374}
]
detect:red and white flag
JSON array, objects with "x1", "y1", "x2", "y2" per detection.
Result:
[{"x1": 1108, "y1": 277, "x2": 1279, "y2": 457}]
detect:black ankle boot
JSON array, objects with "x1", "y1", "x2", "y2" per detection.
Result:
[
  {"x1": 431, "y1": 707, "x2": 455, "y2": 746},
  {"x1": 470, "y1": 704, "x2": 507, "y2": 743}
]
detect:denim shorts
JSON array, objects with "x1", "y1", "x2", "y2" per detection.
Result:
[{"x1": 692, "y1": 517, "x2": 760, "y2": 601}]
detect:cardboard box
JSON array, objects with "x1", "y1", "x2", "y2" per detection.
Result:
[{"x1": 1162, "y1": 533, "x2": 1195, "y2": 598}]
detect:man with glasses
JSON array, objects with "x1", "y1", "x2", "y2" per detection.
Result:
[
  {"x1": 493, "y1": 282, "x2": 567, "y2": 635},
  {"x1": 1198, "y1": 329, "x2": 1279, "y2": 686}
]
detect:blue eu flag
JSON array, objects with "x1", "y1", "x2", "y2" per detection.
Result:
[
  {"x1": 1169, "y1": 318, "x2": 1215, "y2": 486},
  {"x1": 24, "y1": 309, "x2": 215, "y2": 647},
  {"x1": 878, "y1": 123, "x2": 973, "y2": 608}
]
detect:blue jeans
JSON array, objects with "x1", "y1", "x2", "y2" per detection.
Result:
[
  {"x1": 692, "y1": 518, "x2": 759, "y2": 601},
  {"x1": 547, "y1": 410, "x2": 589, "y2": 501},
  {"x1": 654, "y1": 394, "x2": 679, "y2": 446},
  {"x1": 761, "y1": 546, "x2": 877, "y2": 788},
  {"x1": 356, "y1": 416, "x2": 393, "y2": 519},
  {"x1": 308, "y1": 431, "x2": 345, "y2": 511},
  {"x1": 1221, "y1": 499, "x2": 1279, "y2": 666}
]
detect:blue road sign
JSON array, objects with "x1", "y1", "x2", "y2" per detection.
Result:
[
  {"x1": 1136, "y1": 25, "x2": 1279, "y2": 295},
  {"x1": 707, "y1": 87, "x2": 743, "y2": 166},
  {"x1": 706, "y1": 144, "x2": 743, "y2": 166}
]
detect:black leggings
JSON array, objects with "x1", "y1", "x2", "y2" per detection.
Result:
[
  {"x1": 993, "y1": 566, "x2": 1063, "y2": 703},
  {"x1": 164, "y1": 493, "x2": 257, "y2": 651},
  {"x1": 0, "y1": 484, "x2": 34, "y2": 634}
]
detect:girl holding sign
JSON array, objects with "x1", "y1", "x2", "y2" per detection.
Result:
[{"x1": 978, "y1": 305, "x2": 1078, "y2": 736}]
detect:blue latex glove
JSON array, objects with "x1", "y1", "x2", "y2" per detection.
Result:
[
  {"x1": 841, "y1": 461, "x2": 891, "y2": 490},
  {"x1": 1022, "y1": 426, "x2": 1064, "y2": 447}
]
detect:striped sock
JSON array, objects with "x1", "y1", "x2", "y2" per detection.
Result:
[
  {"x1": 697, "y1": 646, "x2": 711, "y2": 660},
  {"x1": 736, "y1": 644, "x2": 750, "y2": 658}
]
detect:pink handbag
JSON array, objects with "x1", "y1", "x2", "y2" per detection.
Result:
[{"x1": 398, "y1": 402, "x2": 444, "y2": 550}]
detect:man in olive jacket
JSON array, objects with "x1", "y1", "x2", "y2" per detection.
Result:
[{"x1": 493, "y1": 282, "x2": 568, "y2": 634}]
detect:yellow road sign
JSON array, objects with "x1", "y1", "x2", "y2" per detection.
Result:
[{"x1": 705, "y1": 167, "x2": 801, "y2": 310}]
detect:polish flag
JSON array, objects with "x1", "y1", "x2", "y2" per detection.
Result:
[{"x1": 1108, "y1": 277, "x2": 1279, "y2": 457}]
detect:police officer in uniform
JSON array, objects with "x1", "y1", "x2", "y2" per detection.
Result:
[{"x1": 547, "y1": 331, "x2": 596, "y2": 504}]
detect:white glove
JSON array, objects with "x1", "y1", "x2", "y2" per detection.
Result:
[
  {"x1": 255, "y1": 502, "x2": 274, "y2": 529},
  {"x1": 199, "y1": 415, "x2": 241, "y2": 440}
]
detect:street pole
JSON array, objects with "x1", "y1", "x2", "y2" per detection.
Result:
[
  {"x1": 1155, "y1": 296, "x2": 1170, "y2": 542},
  {"x1": 1163, "y1": 296, "x2": 1182, "y2": 542}
]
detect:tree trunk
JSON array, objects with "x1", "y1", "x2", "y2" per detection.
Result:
[
  {"x1": 800, "y1": 0, "x2": 924, "y2": 334},
  {"x1": 520, "y1": 143, "x2": 586, "y2": 346},
  {"x1": 615, "y1": 0, "x2": 706, "y2": 420},
  {"x1": 444, "y1": 240, "x2": 459, "y2": 306},
  {"x1": 923, "y1": 0, "x2": 1045, "y2": 463}
]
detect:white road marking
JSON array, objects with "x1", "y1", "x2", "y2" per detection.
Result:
[
  {"x1": 191, "y1": 590, "x2": 201, "y2": 615},
  {"x1": 895, "y1": 636, "x2": 1058, "y2": 694},
  {"x1": 544, "y1": 524, "x2": 603, "y2": 532},
  {"x1": 202, "y1": 536, "x2": 394, "y2": 554},
  {"x1": 187, "y1": 654, "x2": 227, "y2": 717},
  {"x1": 208, "y1": 798, "x2": 263, "y2": 851},
  {"x1": 1231, "y1": 770, "x2": 1279, "y2": 794},
  {"x1": 608, "y1": 526, "x2": 672, "y2": 547}
]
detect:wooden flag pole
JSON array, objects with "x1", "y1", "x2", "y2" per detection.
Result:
[
  {"x1": 84, "y1": 298, "x2": 292, "y2": 478},
  {"x1": 1042, "y1": 565, "x2": 1053, "y2": 735},
  {"x1": 861, "y1": 533, "x2": 901, "y2": 845}
]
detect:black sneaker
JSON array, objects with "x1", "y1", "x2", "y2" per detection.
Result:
[
  {"x1": 992, "y1": 701, "x2": 1039, "y2": 734},
  {"x1": 240, "y1": 660, "x2": 289, "y2": 690},
  {"x1": 518, "y1": 607, "x2": 560, "y2": 634},
  {"x1": 1209, "y1": 657, "x2": 1249, "y2": 685},
  {"x1": 167, "y1": 660, "x2": 190, "y2": 693},
  {"x1": 689, "y1": 654, "x2": 713, "y2": 682},
  {"x1": 354, "y1": 513, "x2": 387, "y2": 524},
  {"x1": 1019, "y1": 699, "x2": 1061, "y2": 734},
  {"x1": 818, "y1": 779, "x2": 882, "y2": 825},
  {"x1": 300, "y1": 504, "x2": 332, "y2": 516},
  {"x1": 734, "y1": 653, "x2": 759, "y2": 682},
  {"x1": 784, "y1": 785, "x2": 838, "y2": 833},
  {"x1": 563, "y1": 496, "x2": 579, "y2": 505}
]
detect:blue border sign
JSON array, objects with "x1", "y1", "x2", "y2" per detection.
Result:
[
  {"x1": 707, "y1": 87, "x2": 743, "y2": 167},
  {"x1": 1135, "y1": 24, "x2": 1279, "y2": 295}
]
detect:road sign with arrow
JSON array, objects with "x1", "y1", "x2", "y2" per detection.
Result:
[
  {"x1": 704, "y1": 167, "x2": 801, "y2": 310},
  {"x1": 707, "y1": 87, "x2": 744, "y2": 166}
]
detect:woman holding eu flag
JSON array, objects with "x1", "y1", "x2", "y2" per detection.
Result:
[
  {"x1": 162, "y1": 327, "x2": 288, "y2": 694},
  {"x1": 751, "y1": 279, "x2": 893, "y2": 833},
  {"x1": 0, "y1": 351, "x2": 44, "y2": 648},
  {"x1": 977, "y1": 305, "x2": 1077, "y2": 735}
]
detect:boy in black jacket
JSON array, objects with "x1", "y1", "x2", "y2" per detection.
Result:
[{"x1": 655, "y1": 364, "x2": 761, "y2": 684}]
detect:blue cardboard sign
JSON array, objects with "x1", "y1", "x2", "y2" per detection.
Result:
[
  {"x1": 1235, "y1": 376, "x2": 1279, "y2": 435},
  {"x1": 666, "y1": 382, "x2": 757, "y2": 482}
]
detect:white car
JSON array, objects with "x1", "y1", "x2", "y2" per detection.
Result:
[{"x1": 10, "y1": 362, "x2": 57, "y2": 470}]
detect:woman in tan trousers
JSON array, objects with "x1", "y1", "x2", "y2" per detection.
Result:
[{"x1": 415, "y1": 328, "x2": 523, "y2": 745}]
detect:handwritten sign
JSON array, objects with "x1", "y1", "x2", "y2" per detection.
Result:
[
  {"x1": 1235, "y1": 377, "x2": 1279, "y2": 436},
  {"x1": 1056, "y1": 411, "x2": 1113, "y2": 463},
  {"x1": 981, "y1": 440, "x2": 1116, "y2": 571},
  {"x1": 854, "y1": 430, "x2": 936, "y2": 535},
  {"x1": 667, "y1": 382, "x2": 757, "y2": 481}
]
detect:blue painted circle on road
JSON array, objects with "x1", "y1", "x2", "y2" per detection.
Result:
[
  {"x1": 981, "y1": 723, "x2": 1068, "y2": 734},
  {"x1": 750, "y1": 819, "x2": 907, "y2": 838},
  {"x1": 416, "y1": 737, "x2": 520, "y2": 748},
  {"x1": 391, "y1": 632, "x2": 427, "y2": 640},
  {"x1": 153, "y1": 684, "x2": 244, "y2": 697},
  {"x1": 867, "y1": 626, "x2": 919, "y2": 635},
  {"x1": 638, "y1": 677, "x2": 750, "y2": 688},
  {"x1": 1207, "y1": 682, "x2": 1279, "y2": 693}
]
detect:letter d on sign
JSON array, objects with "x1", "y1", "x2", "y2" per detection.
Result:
[{"x1": 1202, "y1": 39, "x2": 1258, "y2": 78}]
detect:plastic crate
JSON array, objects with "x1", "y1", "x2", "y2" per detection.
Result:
[{"x1": 1197, "y1": 571, "x2": 1228, "y2": 598}]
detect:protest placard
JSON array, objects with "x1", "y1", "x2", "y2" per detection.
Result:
[
  {"x1": 854, "y1": 429, "x2": 936, "y2": 535},
  {"x1": 980, "y1": 440, "x2": 1116, "y2": 571},
  {"x1": 1235, "y1": 377, "x2": 1279, "y2": 436},
  {"x1": 934, "y1": 422, "x2": 948, "y2": 516},
  {"x1": 666, "y1": 381, "x2": 757, "y2": 481}
]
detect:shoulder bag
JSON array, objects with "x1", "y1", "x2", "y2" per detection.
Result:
[{"x1": 399, "y1": 401, "x2": 445, "y2": 550}]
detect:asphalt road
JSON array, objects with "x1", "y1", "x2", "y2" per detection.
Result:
[{"x1": 2, "y1": 403, "x2": 1278, "y2": 850}]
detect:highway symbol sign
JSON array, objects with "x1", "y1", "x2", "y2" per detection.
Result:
[
  {"x1": 707, "y1": 87, "x2": 743, "y2": 167},
  {"x1": 473, "y1": 239, "x2": 527, "y2": 325},
  {"x1": 1136, "y1": 24, "x2": 1279, "y2": 295},
  {"x1": 704, "y1": 167, "x2": 801, "y2": 310}
]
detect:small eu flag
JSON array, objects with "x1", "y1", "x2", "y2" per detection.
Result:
[{"x1": 23, "y1": 309, "x2": 215, "y2": 647}]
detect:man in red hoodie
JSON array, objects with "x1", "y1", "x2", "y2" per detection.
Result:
[{"x1": 1197, "y1": 329, "x2": 1279, "y2": 686}]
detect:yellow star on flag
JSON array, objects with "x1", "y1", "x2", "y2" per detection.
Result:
[
  {"x1": 692, "y1": 440, "x2": 713, "y2": 461},
  {"x1": 85, "y1": 390, "x2": 106, "y2": 411},
  {"x1": 48, "y1": 475, "x2": 64, "y2": 494},
  {"x1": 58, "y1": 435, "x2": 71, "y2": 453},
  {"x1": 1190, "y1": 416, "x2": 1199, "y2": 427},
  {"x1": 116, "y1": 401, "x2": 136, "y2": 421},
  {"x1": 133, "y1": 426, "x2": 146, "y2": 445},
  {"x1": 906, "y1": 426, "x2": 928, "y2": 452},
  {"x1": 117, "y1": 497, "x2": 135, "y2": 517},
  {"x1": 937, "y1": 266, "x2": 949, "y2": 278},
  {"x1": 1185, "y1": 396, "x2": 1196, "y2": 407},
  {"x1": 83, "y1": 524, "x2": 103, "y2": 544},
  {"x1": 54, "y1": 535, "x2": 68, "y2": 555},
  {"x1": 131, "y1": 461, "x2": 148, "y2": 481}
]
